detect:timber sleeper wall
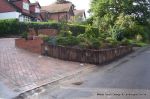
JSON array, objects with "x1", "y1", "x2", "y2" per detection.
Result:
[{"x1": 41, "y1": 44, "x2": 133, "y2": 65}]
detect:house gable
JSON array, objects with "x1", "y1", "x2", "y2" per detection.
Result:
[
  {"x1": 12, "y1": 0, "x2": 30, "y2": 14},
  {"x1": 41, "y1": 0, "x2": 75, "y2": 22},
  {"x1": 0, "y1": 0, "x2": 16, "y2": 13},
  {"x1": 0, "y1": 0, "x2": 43, "y2": 22},
  {"x1": 30, "y1": 2, "x2": 41, "y2": 13},
  {"x1": 73, "y1": 10, "x2": 86, "y2": 22}
]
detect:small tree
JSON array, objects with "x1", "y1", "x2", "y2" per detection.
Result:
[
  {"x1": 90, "y1": 0, "x2": 150, "y2": 27},
  {"x1": 90, "y1": 0, "x2": 150, "y2": 41}
]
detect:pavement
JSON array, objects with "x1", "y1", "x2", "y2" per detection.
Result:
[
  {"x1": 0, "y1": 38, "x2": 95, "y2": 99},
  {"x1": 24, "y1": 45, "x2": 150, "y2": 99}
]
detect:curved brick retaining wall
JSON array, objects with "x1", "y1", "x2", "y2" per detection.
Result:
[
  {"x1": 15, "y1": 38, "x2": 43, "y2": 54},
  {"x1": 41, "y1": 44, "x2": 133, "y2": 65}
]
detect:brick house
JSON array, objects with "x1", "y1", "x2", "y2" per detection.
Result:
[
  {"x1": 73, "y1": 9, "x2": 86, "y2": 22},
  {"x1": 41, "y1": 0, "x2": 75, "y2": 22},
  {"x1": 0, "y1": 0, "x2": 42, "y2": 22},
  {"x1": 41, "y1": 0, "x2": 86, "y2": 22}
]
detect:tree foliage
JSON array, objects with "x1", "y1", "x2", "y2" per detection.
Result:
[
  {"x1": 91, "y1": 0, "x2": 150, "y2": 27},
  {"x1": 90, "y1": 0, "x2": 150, "y2": 41}
]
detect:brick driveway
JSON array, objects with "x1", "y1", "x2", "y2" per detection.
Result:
[{"x1": 0, "y1": 38, "x2": 94, "y2": 94}]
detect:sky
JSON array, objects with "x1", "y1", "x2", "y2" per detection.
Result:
[{"x1": 30, "y1": 0, "x2": 91, "y2": 16}]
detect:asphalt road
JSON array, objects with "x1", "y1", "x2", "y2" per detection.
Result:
[{"x1": 26, "y1": 47, "x2": 150, "y2": 99}]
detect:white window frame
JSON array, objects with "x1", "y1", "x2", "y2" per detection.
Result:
[
  {"x1": 35, "y1": 7, "x2": 40, "y2": 13},
  {"x1": 23, "y1": 2, "x2": 29, "y2": 10}
]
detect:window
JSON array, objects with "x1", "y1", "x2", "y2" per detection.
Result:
[
  {"x1": 35, "y1": 8, "x2": 40, "y2": 13},
  {"x1": 23, "y1": 2, "x2": 29, "y2": 10}
]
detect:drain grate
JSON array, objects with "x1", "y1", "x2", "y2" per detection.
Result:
[{"x1": 72, "y1": 81, "x2": 83, "y2": 85}]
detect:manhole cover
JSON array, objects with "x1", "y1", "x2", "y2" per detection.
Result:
[
  {"x1": 72, "y1": 81, "x2": 83, "y2": 85},
  {"x1": 130, "y1": 55, "x2": 136, "y2": 58}
]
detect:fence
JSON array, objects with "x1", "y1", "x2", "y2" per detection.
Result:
[{"x1": 41, "y1": 44, "x2": 133, "y2": 65}]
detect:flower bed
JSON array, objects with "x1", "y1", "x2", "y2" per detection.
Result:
[{"x1": 41, "y1": 43, "x2": 133, "y2": 65}]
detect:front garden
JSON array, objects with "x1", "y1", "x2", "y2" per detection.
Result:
[
  {"x1": 0, "y1": 17, "x2": 149, "y2": 64},
  {"x1": 1, "y1": 0, "x2": 150, "y2": 64}
]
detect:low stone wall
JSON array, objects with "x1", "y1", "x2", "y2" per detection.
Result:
[
  {"x1": 41, "y1": 44, "x2": 133, "y2": 65},
  {"x1": 15, "y1": 38, "x2": 43, "y2": 54}
]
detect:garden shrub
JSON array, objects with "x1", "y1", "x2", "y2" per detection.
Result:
[
  {"x1": 69, "y1": 24, "x2": 86, "y2": 36},
  {"x1": 28, "y1": 22, "x2": 59, "y2": 29},
  {"x1": 0, "y1": 19, "x2": 99, "y2": 37},
  {"x1": 69, "y1": 24, "x2": 99, "y2": 36},
  {"x1": 109, "y1": 25, "x2": 125, "y2": 41},
  {"x1": 56, "y1": 36, "x2": 79, "y2": 46},
  {"x1": 38, "y1": 34, "x2": 49, "y2": 42},
  {"x1": 136, "y1": 34, "x2": 143, "y2": 41},
  {"x1": 106, "y1": 38, "x2": 119, "y2": 47},
  {"x1": 90, "y1": 38, "x2": 101, "y2": 49},
  {"x1": 74, "y1": 25, "x2": 101, "y2": 49},
  {"x1": 47, "y1": 37, "x2": 57, "y2": 45},
  {"x1": 0, "y1": 19, "x2": 20, "y2": 37},
  {"x1": 120, "y1": 38, "x2": 130, "y2": 46},
  {"x1": 21, "y1": 32, "x2": 28, "y2": 40}
]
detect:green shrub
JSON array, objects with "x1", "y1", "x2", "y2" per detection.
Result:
[
  {"x1": 47, "y1": 37, "x2": 57, "y2": 45},
  {"x1": 0, "y1": 19, "x2": 20, "y2": 37},
  {"x1": 136, "y1": 34, "x2": 143, "y2": 41},
  {"x1": 28, "y1": 22, "x2": 59, "y2": 29},
  {"x1": 21, "y1": 32, "x2": 28, "y2": 40},
  {"x1": 56, "y1": 36, "x2": 79, "y2": 46},
  {"x1": 109, "y1": 40, "x2": 119, "y2": 47},
  {"x1": 110, "y1": 26, "x2": 125, "y2": 41},
  {"x1": 127, "y1": 39, "x2": 148, "y2": 47},
  {"x1": 69, "y1": 24, "x2": 99, "y2": 36},
  {"x1": 79, "y1": 42, "x2": 90, "y2": 49},
  {"x1": 0, "y1": 19, "x2": 99, "y2": 38},
  {"x1": 38, "y1": 34, "x2": 49, "y2": 42},
  {"x1": 90, "y1": 38, "x2": 101, "y2": 49},
  {"x1": 69, "y1": 24, "x2": 86, "y2": 36},
  {"x1": 121, "y1": 38, "x2": 130, "y2": 46}
]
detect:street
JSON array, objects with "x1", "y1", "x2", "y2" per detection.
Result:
[{"x1": 28, "y1": 47, "x2": 150, "y2": 99}]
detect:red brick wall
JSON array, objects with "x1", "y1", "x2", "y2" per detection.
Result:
[
  {"x1": 28, "y1": 28, "x2": 58, "y2": 37},
  {"x1": 49, "y1": 14, "x2": 59, "y2": 21},
  {"x1": 38, "y1": 29, "x2": 58, "y2": 36},
  {"x1": 15, "y1": 38, "x2": 43, "y2": 54},
  {"x1": 28, "y1": 28, "x2": 37, "y2": 36},
  {"x1": 48, "y1": 12, "x2": 70, "y2": 21}
]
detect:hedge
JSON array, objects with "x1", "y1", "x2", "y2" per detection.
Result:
[
  {"x1": 68, "y1": 24, "x2": 99, "y2": 36},
  {"x1": 0, "y1": 19, "x2": 20, "y2": 37},
  {"x1": 0, "y1": 19, "x2": 99, "y2": 37}
]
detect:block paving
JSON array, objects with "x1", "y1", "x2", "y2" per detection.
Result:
[{"x1": 0, "y1": 38, "x2": 94, "y2": 94}]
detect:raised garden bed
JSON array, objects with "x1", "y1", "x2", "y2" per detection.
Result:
[{"x1": 41, "y1": 43, "x2": 133, "y2": 65}]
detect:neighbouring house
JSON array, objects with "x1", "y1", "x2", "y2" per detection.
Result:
[
  {"x1": 41, "y1": 0, "x2": 75, "y2": 22},
  {"x1": 0, "y1": 0, "x2": 86, "y2": 22},
  {"x1": 73, "y1": 9, "x2": 86, "y2": 22},
  {"x1": 40, "y1": 10, "x2": 49, "y2": 22},
  {"x1": 29, "y1": 2, "x2": 43, "y2": 21},
  {"x1": 0, "y1": 0, "x2": 42, "y2": 22},
  {"x1": 41, "y1": 0, "x2": 86, "y2": 22}
]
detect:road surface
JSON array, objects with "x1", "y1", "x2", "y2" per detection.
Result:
[{"x1": 27, "y1": 46, "x2": 150, "y2": 99}]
